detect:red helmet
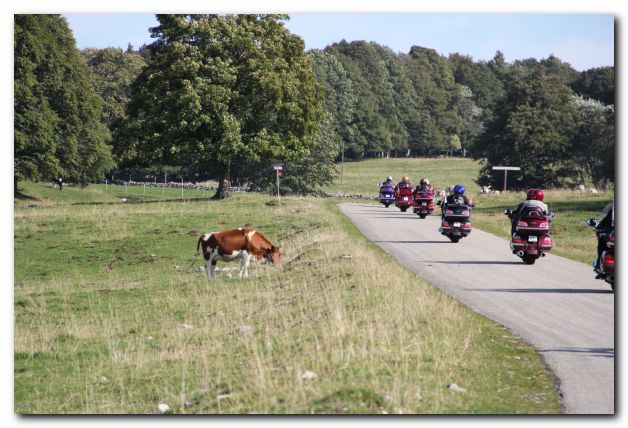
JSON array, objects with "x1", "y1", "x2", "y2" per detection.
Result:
[{"x1": 526, "y1": 189, "x2": 544, "y2": 201}]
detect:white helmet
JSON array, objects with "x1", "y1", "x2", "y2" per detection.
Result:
[{"x1": 387, "y1": 176, "x2": 393, "y2": 181}]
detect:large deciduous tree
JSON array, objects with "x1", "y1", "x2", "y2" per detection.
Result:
[
  {"x1": 81, "y1": 47, "x2": 146, "y2": 130},
  {"x1": 571, "y1": 95, "x2": 614, "y2": 189},
  {"x1": 14, "y1": 14, "x2": 113, "y2": 192},
  {"x1": 115, "y1": 14, "x2": 323, "y2": 199},
  {"x1": 473, "y1": 66, "x2": 578, "y2": 189}
]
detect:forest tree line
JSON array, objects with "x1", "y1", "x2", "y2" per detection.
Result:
[{"x1": 14, "y1": 14, "x2": 615, "y2": 197}]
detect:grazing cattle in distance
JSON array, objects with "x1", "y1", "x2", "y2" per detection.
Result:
[{"x1": 195, "y1": 228, "x2": 280, "y2": 279}]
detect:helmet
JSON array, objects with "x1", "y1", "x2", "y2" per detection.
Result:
[
  {"x1": 420, "y1": 178, "x2": 430, "y2": 186},
  {"x1": 453, "y1": 184, "x2": 465, "y2": 195},
  {"x1": 527, "y1": 189, "x2": 544, "y2": 201},
  {"x1": 386, "y1": 176, "x2": 393, "y2": 182},
  {"x1": 402, "y1": 176, "x2": 409, "y2": 183}
]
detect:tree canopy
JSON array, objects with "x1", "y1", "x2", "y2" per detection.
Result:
[
  {"x1": 14, "y1": 14, "x2": 113, "y2": 190},
  {"x1": 114, "y1": 14, "x2": 324, "y2": 198}
]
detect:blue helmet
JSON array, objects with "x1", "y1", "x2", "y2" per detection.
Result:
[{"x1": 453, "y1": 184, "x2": 465, "y2": 195}]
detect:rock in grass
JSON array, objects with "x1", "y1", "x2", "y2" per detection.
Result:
[
  {"x1": 301, "y1": 370, "x2": 318, "y2": 380},
  {"x1": 447, "y1": 383, "x2": 466, "y2": 393},
  {"x1": 239, "y1": 325, "x2": 254, "y2": 335},
  {"x1": 157, "y1": 403, "x2": 170, "y2": 414}
]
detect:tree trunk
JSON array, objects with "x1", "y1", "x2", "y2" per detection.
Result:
[
  {"x1": 14, "y1": 176, "x2": 18, "y2": 195},
  {"x1": 212, "y1": 162, "x2": 230, "y2": 200}
]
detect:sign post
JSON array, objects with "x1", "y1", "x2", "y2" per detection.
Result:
[
  {"x1": 273, "y1": 163, "x2": 284, "y2": 201},
  {"x1": 492, "y1": 166, "x2": 521, "y2": 191}
]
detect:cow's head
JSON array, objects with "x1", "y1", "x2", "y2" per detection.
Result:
[{"x1": 265, "y1": 245, "x2": 281, "y2": 264}]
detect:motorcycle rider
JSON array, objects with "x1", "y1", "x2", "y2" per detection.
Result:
[
  {"x1": 415, "y1": 178, "x2": 435, "y2": 195},
  {"x1": 440, "y1": 184, "x2": 471, "y2": 219},
  {"x1": 395, "y1": 176, "x2": 412, "y2": 197},
  {"x1": 508, "y1": 189, "x2": 549, "y2": 236},
  {"x1": 379, "y1": 176, "x2": 394, "y2": 187},
  {"x1": 593, "y1": 201, "x2": 614, "y2": 277}
]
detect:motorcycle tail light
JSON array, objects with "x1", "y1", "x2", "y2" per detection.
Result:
[
  {"x1": 611, "y1": 234, "x2": 615, "y2": 242},
  {"x1": 539, "y1": 222, "x2": 548, "y2": 228},
  {"x1": 446, "y1": 210, "x2": 453, "y2": 214},
  {"x1": 428, "y1": 203, "x2": 434, "y2": 209},
  {"x1": 603, "y1": 253, "x2": 615, "y2": 265},
  {"x1": 464, "y1": 222, "x2": 472, "y2": 228},
  {"x1": 541, "y1": 235, "x2": 552, "y2": 245},
  {"x1": 518, "y1": 221, "x2": 528, "y2": 227},
  {"x1": 462, "y1": 210, "x2": 470, "y2": 216},
  {"x1": 442, "y1": 221, "x2": 449, "y2": 227}
]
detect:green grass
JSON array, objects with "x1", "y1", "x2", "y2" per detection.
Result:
[
  {"x1": 15, "y1": 181, "x2": 216, "y2": 209},
  {"x1": 323, "y1": 157, "x2": 482, "y2": 195},
  {"x1": 14, "y1": 183, "x2": 560, "y2": 414},
  {"x1": 325, "y1": 157, "x2": 613, "y2": 264}
]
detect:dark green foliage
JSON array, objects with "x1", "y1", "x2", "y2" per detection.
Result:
[
  {"x1": 114, "y1": 14, "x2": 324, "y2": 198},
  {"x1": 473, "y1": 67, "x2": 579, "y2": 189},
  {"x1": 309, "y1": 50, "x2": 356, "y2": 158},
  {"x1": 402, "y1": 46, "x2": 463, "y2": 155},
  {"x1": 238, "y1": 114, "x2": 340, "y2": 195},
  {"x1": 448, "y1": 52, "x2": 505, "y2": 123},
  {"x1": 14, "y1": 15, "x2": 113, "y2": 189},
  {"x1": 571, "y1": 66, "x2": 615, "y2": 105},
  {"x1": 81, "y1": 47, "x2": 146, "y2": 129},
  {"x1": 571, "y1": 96, "x2": 614, "y2": 189}
]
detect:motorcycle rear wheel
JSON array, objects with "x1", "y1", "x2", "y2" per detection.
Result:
[
  {"x1": 419, "y1": 214, "x2": 426, "y2": 219},
  {"x1": 522, "y1": 254, "x2": 537, "y2": 265},
  {"x1": 449, "y1": 236, "x2": 460, "y2": 243}
]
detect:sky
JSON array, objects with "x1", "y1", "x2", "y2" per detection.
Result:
[{"x1": 63, "y1": 13, "x2": 614, "y2": 71}]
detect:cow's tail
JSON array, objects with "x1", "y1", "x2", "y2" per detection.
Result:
[{"x1": 188, "y1": 236, "x2": 203, "y2": 269}]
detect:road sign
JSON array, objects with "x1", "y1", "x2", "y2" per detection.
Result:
[
  {"x1": 492, "y1": 166, "x2": 520, "y2": 191},
  {"x1": 492, "y1": 166, "x2": 521, "y2": 171},
  {"x1": 273, "y1": 163, "x2": 284, "y2": 171},
  {"x1": 277, "y1": 171, "x2": 283, "y2": 177}
]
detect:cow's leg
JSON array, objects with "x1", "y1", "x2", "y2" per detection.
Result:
[
  {"x1": 209, "y1": 257, "x2": 217, "y2": 278},
  {"x1": 240, "y1": 252, "x2": 250, "y2": 278},
  {"x1": 204, "y1": 258, "x2": 212, "y2": 280}
]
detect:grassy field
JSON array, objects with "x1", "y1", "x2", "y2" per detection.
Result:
[
  {"x1": 323, "y1": 157, "x2": 482, "y2": 195},
  {"x1": 325, "y1": 157, "x2": 613, "y2": 264},
  {"x1": 14, "y1": 182, "x2": 560, "y2": 414}
]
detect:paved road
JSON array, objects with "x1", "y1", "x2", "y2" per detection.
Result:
[{"x1": 339, "y1": 203, "x2": 614, "y2": 414}]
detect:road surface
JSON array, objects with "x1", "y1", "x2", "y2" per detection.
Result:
[{"x1": 339, "y1": 202, "x2": 614, "y2": 414}]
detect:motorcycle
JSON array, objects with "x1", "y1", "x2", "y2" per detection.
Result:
[
  {"x1": 504, "y1": 207, "x2": 553, "y2": 265},
  {"x1": 439, "y1": 201, "x2": 473, "y2": 243},
  {"x1": 413, "y1": 189, "x2": 435, "y2": 219},
  {"x1": 587, "y1": 219, "x2": 615, "y2": 290},
  {"x1": 379, "y1": 184, "x2": 396, "y2": 208},
  {"x1": 395, "y1": 185, "x2": 414, "y2": 213}
]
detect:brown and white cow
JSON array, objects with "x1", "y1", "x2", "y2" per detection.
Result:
[{"x1": 194, "y1": 228, "x2": 280, "y2": 279}]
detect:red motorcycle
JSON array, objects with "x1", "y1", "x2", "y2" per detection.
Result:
[
  {"x1": 587, "y1": 219, "x2": 614, "y2": 290},
  {"x1": 504, "y1": 207, "x2": 553, "y2": 264},
  {"x1": 395, "y1": 184, "x2": 413, "y2": 213},
  {"x1": 413, "y1": 189, "x2": 435, "y2": 219}
]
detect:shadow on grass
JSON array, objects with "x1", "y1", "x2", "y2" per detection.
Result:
[
  {"x1": 539, "y1": 347, "x2": 614, "y2": 359},
  {"x1": 425, "y1": 260, "x2": 523, "y2": 265},
  {"x1": 14, "y1": 190, "x2": 40, "y2": 201},
  {"x1": 375, "y1": 240, "x2": 450, "y2": 244},
  {"x1": 469, "y1": 287, "x2": 613, "y2": 294}
]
